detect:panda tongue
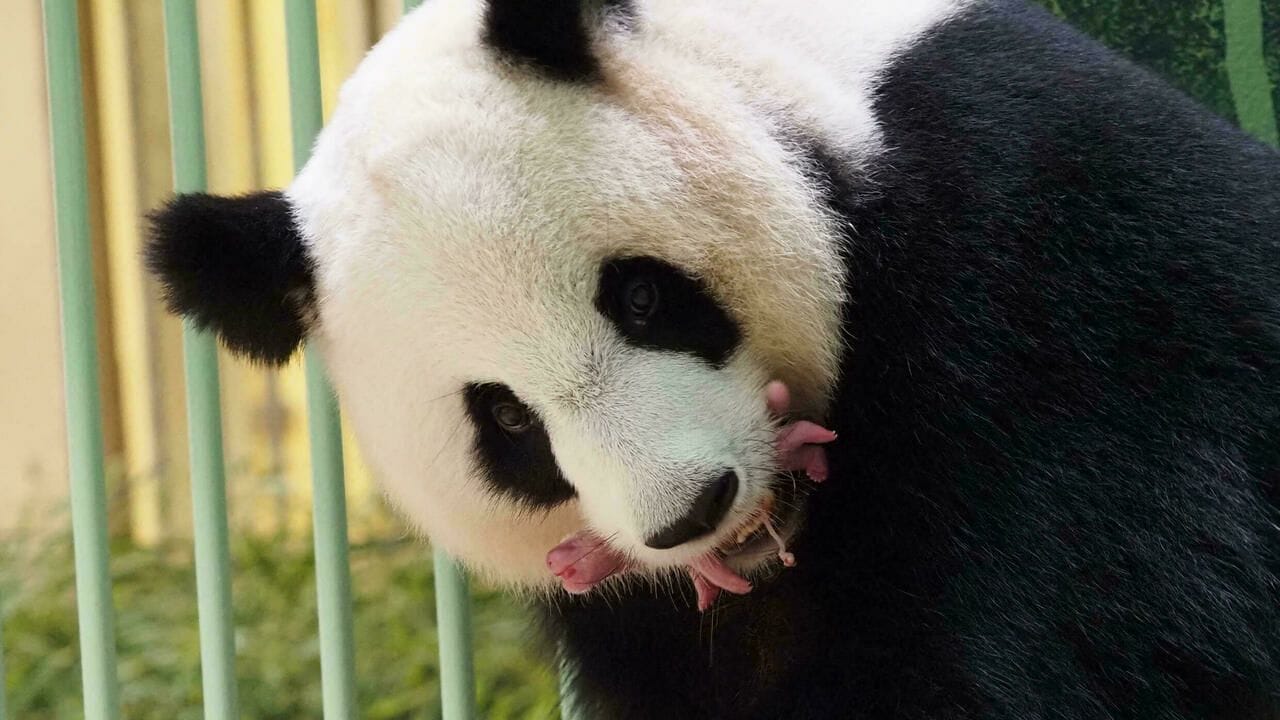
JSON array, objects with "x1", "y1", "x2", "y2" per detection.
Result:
[
  {"x1": 688, "y1": 556, "x2": 753, "y2": 611},
  {"x1": 545, "y1": 532, "x2": 630, "y2": 594}
]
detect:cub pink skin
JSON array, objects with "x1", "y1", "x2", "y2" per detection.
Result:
[{"x1": 546, "y1": 380, "x2": 837, "y2": 611}]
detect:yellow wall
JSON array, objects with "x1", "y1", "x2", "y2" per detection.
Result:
[
  {"x1": 0, "y1": 0, "x2": 68, "y2": 535},
  {"x1": 1, "y1": 0, "x2": 407, "y2": 543}
]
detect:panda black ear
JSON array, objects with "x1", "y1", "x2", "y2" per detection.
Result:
[
  {"x1": 482, "y1": 0, "x2": 634, "y2": 81},
  {"x1": 145, "y1": 190, "x2": 315, "y2": 366}
]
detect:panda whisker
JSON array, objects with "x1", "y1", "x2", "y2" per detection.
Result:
[
  {"x1": 774, "y1": 497, "x2": 805, "y2": 514},
  {"x1": 422, "y1": 421, "x2": 465, "y2": 476},
  {"x1": 425, "y1": 387, "x2": 466, "y2": 404},
  {"x1": 566, "y1": 532, "x2": 622, "y2": 568},
  {"x1": 707, "y1": 603, "x2": 717, "y2": 667}
]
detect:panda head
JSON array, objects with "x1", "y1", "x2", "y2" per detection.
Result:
[{"x1": 147, "y1": 0, "x2": 863, "y2": 590}]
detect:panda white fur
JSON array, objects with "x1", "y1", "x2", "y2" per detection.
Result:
[{"x1": 146, "y1": 0, "x2": 1280, "y2": 717}]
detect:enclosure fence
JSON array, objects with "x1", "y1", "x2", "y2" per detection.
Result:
[
  {"x1": 35, "y1": 0, "x2": 485, "y2": 718},
  {"x1": 6, "y1": 0, "x2": 1277, "y2": 718}
]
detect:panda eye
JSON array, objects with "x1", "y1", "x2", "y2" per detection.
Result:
[
  {"x1": 624, "y1": 278, "x2": 659, "y2": 323},
  {"x1": 595, "y1": 256, "x2": 741, "y2": 367},
  {"x1": 464, "y1": 382, "x2": 575, "y2": 509},
  {"x1": 492, "y1": 401, "x2": 533, "y2": 433}
]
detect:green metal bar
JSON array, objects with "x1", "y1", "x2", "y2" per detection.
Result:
[
  {"x1": 284, "y1": 3, "x2": 358, "y2": 717},
  {"x1": 162, "y1": 2, "x2": 241, "y2": 717},
  {"x1": 286, "y1": 0, "x2": 325, "y2": 169},
  {"x1": 1224, "y1": 0, "x2": 1279, "y2": 146},
  {"x1": 0, "y1": 604, "x2": 7, "y2": 720},
  {"x1": 433, "y1": 551, "x2": 477, "y2": 720},
  {"x1": 558, "y1": 650, "x2": 583, "y2": 720},
  {"x1": 303, "y1": 349, "x2": 358, "y2": 720},
  {"x1": 326, "y1": 0, "x2": 479, "y2": 714},
  {"x1": 41, "y1": 2, "x2": 121, "y2": 719},
  {"x1": 390, "y1": 2, "x2": 477, "y2": 718},
  {"x1": 390, "y1": 2, "x2": 480, "y2": 714}
]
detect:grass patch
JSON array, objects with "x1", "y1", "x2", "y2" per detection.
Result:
[{"x1": 0, "y1": 533, "x2": 560, "y2": 719}]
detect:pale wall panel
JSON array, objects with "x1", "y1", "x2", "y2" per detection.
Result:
[{"x1": 0, "y1": 0, "x2": 70, "y2": 535}]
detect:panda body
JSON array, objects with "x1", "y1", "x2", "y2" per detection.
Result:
[{"x1": 146, "y1": 0, "x2": 1280, "y2": 717}]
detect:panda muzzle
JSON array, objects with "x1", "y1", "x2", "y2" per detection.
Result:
[{"x1": 544, "y1": 381, "x2": 836, "y2": 611}]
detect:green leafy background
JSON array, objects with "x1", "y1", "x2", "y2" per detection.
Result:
[{"x1": 2, "y1": 2, "x2": 1276, "y2": 718}]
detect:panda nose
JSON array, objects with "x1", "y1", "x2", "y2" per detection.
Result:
[{"x1": 644, "y1": 471, "x2": 739, "y2": 550}]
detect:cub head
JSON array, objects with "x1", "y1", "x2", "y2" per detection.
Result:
[{"x1": 148, "y1": 0, "x2": 857, "y2": 591}]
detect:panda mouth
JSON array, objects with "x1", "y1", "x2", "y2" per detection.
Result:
[
  {"x1": 546, "y1": 381, "x2": 836, "y2": 612},
  {"x1": 689, "y1": 482, "x2": 805, "y2": 610},
  {"x1": 725, "y1": 488, "x2": 798, "y2": 563},
  {"x1": 710, "y1": 383, "x2": 841, "y2": 571}
]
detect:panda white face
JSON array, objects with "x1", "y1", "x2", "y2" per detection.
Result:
[{"x1": 149, "y1": 0, "x2": 964, "y2": 590}]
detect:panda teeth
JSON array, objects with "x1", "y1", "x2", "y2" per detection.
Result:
[
  {"x1": 736, "y1": 517, "x2": 766, "y2": 545},
  {"x1": 735, "y1": 494, "x2": 775, "y2": 545}
]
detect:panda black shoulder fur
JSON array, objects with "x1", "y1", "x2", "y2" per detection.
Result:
[{"x1": 146, "y1": 0, "x2": 1280, "y2": 717}]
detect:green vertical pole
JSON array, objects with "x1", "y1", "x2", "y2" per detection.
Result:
[
  {"x1": 284, "y1": 3, "x2": 358, "y2": 718},
  {"x1": 558, "y1": 650, "x2": 583, "y2": 720},
  {"x1": 1224, "y1": 0, "x2": 1279, "y2": 146},
  {"x1": 303, "y1": 348, "x2": 357, "y2": 720},
  {"x1": 41, "y1": 2, "x2": 121, "y2": 719},
  {"x1": 162, "y1": 2, "x2": 241, "y2": 718},
  {"x1": 393, "y1": 1, "x2": 479, "y2": 716},
  {"x1": 433, "y1": 550, "x2": 477, "y2": 720},
  {"x1": 0, "y1": 606, "x2": 7, "y2": 720}
]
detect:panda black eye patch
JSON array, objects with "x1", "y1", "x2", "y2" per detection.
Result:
[
  {"x1": 596, "y1": 257, "x2": 741, "y2": 366},
  {"x1": 462, "y1": 382, "x2": 575, "y2": 510}
]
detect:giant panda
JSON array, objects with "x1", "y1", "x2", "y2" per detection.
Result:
[{"x1": 145, "y1": 0, "x2": 1280, "y2": 717}]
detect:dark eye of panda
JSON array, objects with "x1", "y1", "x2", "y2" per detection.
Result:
[
  {"x1": 463, "y1": 383, "x2": 575, "y2": 509},
  {"x1": 625, "y1": 278, "x2": 659, "y2": 323},
  {"x1": 491, "y1": 401, "x2": 532, "y2": 433},
  {"x1": 596, "y1": 256, "x2": 741, "y2": 367}
]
